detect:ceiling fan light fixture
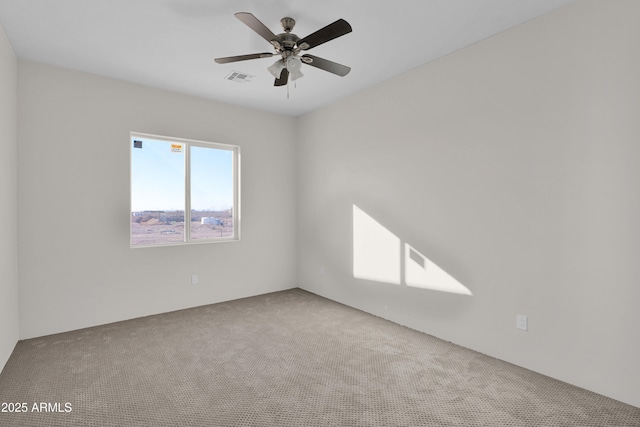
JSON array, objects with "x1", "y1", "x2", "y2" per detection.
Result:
[
  {"x1": 267, "y1": 59, "x2": 285, "y2": 78},
  {"x1": 286, "y1": 56, "x2": 304, "y2": 81}
]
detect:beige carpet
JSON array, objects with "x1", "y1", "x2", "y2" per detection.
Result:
[{"x1": 0, "y1": 288, "x2": 639, "y2": 427}]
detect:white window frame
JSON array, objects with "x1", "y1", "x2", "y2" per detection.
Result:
[{"x1": 130, "y1": 132, "x2": 241, "y2": 248}]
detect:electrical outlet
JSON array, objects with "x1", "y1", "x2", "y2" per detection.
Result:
[
  {"x1": 516, "y1": 314, "x2": 528, "y2": 331},
  {"x1": 191, "y1": 274, "x2": 198, "y2": 285}
]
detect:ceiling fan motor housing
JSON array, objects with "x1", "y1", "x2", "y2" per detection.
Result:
[{"x1": 276, "y1": 32, "x2": 300, "y2": 52}]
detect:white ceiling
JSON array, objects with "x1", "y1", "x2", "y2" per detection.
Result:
[{"x1": 0, "y1": 0, "x2": 574, "y2": 116}]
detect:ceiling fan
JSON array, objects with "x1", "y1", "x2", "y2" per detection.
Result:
[{"x1": 215, "y1": 12, "x2": 352, "y2": 87}]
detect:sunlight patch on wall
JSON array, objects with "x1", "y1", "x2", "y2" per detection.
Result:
[
  {"x1": 352, "y1": 205, "x2": 401, "y2": 285},
  {"x1": 352, "y1": 204, "x2": 472, "y2": 296},
  {"x1": 405, "y1": 244, "x2": 472, "y2": 296}
]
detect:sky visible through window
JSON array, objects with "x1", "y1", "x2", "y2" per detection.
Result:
[
  {"x1": 191, "y1": 145, "x2": 234, "y2": 211},
  {"x1": 131, "y1": 137, "x2": 233, "y2": 212}
]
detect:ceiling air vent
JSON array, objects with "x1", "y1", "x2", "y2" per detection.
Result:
[{"x1": 225, "y1": 71, "x2": 254, "y2": 83}]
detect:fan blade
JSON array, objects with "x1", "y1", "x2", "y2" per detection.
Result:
[
  {"x1": 215, "y1": 53, "x2": 273, "y2": 64},
  {"x1": 235, "y1": 12, "x2": 279, "y2": 44},
  {"x1": 301, "y1": 54, "x2": 351, "y2": 77},
  {"x1": 298, "y1": 19, "x2": 352, "y2": 50},
  {"x1": 274, "y1": 68, "x2": 289, "y2": 86}
]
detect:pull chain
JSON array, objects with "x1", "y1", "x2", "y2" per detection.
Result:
[{"x1": 285, "y1": 79, "x2": 297, "y2": 99}]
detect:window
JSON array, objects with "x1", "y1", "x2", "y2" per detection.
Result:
[{"x1": 130, "y1": 133, "x2": 240, "y2": 247}]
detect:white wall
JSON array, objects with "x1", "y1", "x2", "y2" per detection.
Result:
[
  {"x1": 18, "y1": 61, "x2": 297, "y2": 339},
  {"x1": 0, "y1": 24, "x2": 19, "y2": 372},
  {"x1": 297, "y1": 0, "x2": 640, "y2": 408}
]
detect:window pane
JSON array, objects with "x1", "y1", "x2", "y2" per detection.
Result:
[
  {"x1": 131, "y1": 138, "x2": 185, "y2": 246},
  {"x1": 190, "y1": 145, "x2": 234, "y2": 240}
]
